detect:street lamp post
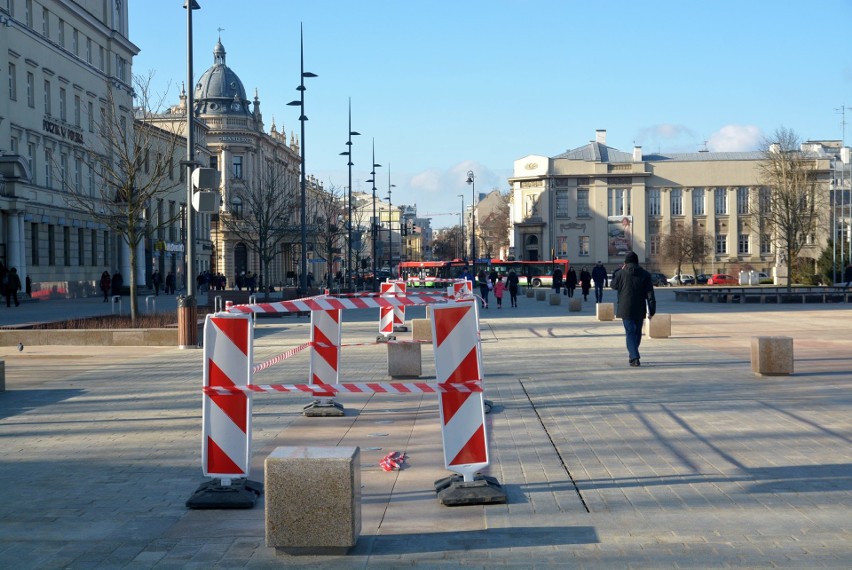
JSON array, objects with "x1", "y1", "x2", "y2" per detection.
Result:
[
  {"x1": 287, "y1": 24, "x2": 317, "y2": 294},
  {"x1": 457, "y1": 193, "x2": 464, "y2": 262},
  {"x1": 365, "y1": 140, "x2": 381, "y2": 291},
  {"x1": 387, "y1": 166, "x2": 396, "y2": 275},
  {"x1": 466, "y1": 170, "x2": 476, "y2": 264},
  {"x1": 339, "y1": 98, "x2": 360, "y2": 291}
]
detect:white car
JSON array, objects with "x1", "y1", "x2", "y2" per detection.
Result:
[{"x1": 667, "y1": 274, "x2": 695, "y2": 285}]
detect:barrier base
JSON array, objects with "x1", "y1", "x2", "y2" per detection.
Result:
[
  {"x1": 376, "y1": 334, "x2": 397, "y2": 343},
  {"x1": 434, "y1": 474, "x2": 507, "y2": 506},
  {"x1": 392, "y1": 325, "x2": 409, "y2": 333},
  {"x1": 483, "y1": 399, "x2": 494, "y2": 414},
  {"x1": 185, "y1": 478, "x2": 263, "y2": 510},
  {"x1": 303, "y1": 399, "x2": 345, "y2": 417}
]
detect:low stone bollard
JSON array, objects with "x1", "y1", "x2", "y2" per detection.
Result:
[
  {"x1": 266, "y1": 446, "x2": 361, "y2": 555},
  {"x1": 596, "y1": 302, "x2": 615, "y2": 321},
  {"x1": 411, "y1": 318, "x2": 432, "y2": 342},
  {"x1": 751, "y1": 336, "x2": 793, "y2": 376},
  {"x1": 549, "y1": 293, "x2": 562, "y2": 305},
  {"x1": 644, "y1": 314, "x2": 671, "y2": 338},
  {"x1": 388, "y1": 342, "x2": 421, "y2": 378},
  {"x1": 535, "y1": 290, "x2": 546, "y2": 301},
  {"x1": 568, "y1": 298, "x2": 582, "y2": 312},
  {"x1": 525, "y1": 288, "x2": 535, "y2": 298}
]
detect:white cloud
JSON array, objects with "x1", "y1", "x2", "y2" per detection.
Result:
[
  {"x1": 706, "y1": 125, "x2": 763, "y2": 152},
  {"x1": 635, "y1": 124, "x2": 697, "y2": 151}
]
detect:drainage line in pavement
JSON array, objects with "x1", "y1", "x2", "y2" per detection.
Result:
[{"x1": 517, "y1": 376, "x2": 590, "y2": 513}]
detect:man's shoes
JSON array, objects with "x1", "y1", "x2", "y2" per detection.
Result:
[{"x1": 629, "y1": 359, "x2": 640, "y2": 367}]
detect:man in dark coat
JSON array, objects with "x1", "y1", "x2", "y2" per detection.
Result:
[
  {"x1": 591, "y1": 261, "x2": 608, "y2": 303},
  {"x1": 610, "y1": 251, "x2": 656, "y2": 367}
]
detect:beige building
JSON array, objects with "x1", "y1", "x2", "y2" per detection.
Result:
[
  {"x1": 510, "y1": 129, "x2": 843, "y2": 279},
  {"x1": 1, "y1": 0, "x2": 139, "y2": 296}
]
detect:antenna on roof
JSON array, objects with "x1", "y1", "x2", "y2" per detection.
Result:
[{"x1": 699, "y1": 140, "x2": 709, "y2": 153}]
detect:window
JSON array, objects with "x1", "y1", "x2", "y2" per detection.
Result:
[
  {"x1": 577, "y1": 188, "x2": 589, "y2": 217},
  {"x1": 99, "y1": 46, "x2": 105, "y2": 71},
  {"x1": 649, "y1": 234, "x2": 661, "y2": 256},
  {"x1": 31, "y1": 223, "x2": 40, "y2": 265},
  {"x1": 28, "y1": 142, "x2": 36, "y2": 183},
  {"x1": 86, "y1": 38, "x2": 92, "y2": 63},
  {"x1": 671, "y1": 188, "x2": 683, "y2": 216},
  {"x1": 608, "y1": 188, "x2": 631, "y2": 216},
  {"x1": 91, "y1": 229, "x2": 98, "y2": 266},
  {"x1": 74, "y1": 95, "x2": 81, "y2": 126},
  {"x1": 10, "y1": 136, "x2": 18, "y2": 154},
  {"x1": 8, "y1": 62, "x2": 16, "y2": 101},
  {"x1": 737, "y1": 187, "x2": 749, "y2": 214},
  {"x1": 578, "y1": 236, "x2": 590, "y2": 257},
  {"x1": 25, "y1": 0, "x2": 33, "y2": 28},
  {"x1": 43, "y1": 79, "x2": 51, "y2": 115},
  {"x1": 60, "y1": 153, "x2": 68, "y2": 187},
  {"x1": 693, "y1": 188, "x2": 705, "y2": 215},
  {"x1": 59, "y1": 87, "x2": 66, "y2": 121},
  {"x1": 78, "y1": 228, "x2": 85, "y2": 266},
  {"x1": 48, "y1": 225, "x2": 56, "y2": 265},
  {"x1": 72, "y1": 29, "x2": 79, "y2": 55},
  {"x1": 42, "y1": 7, "x2": 49, "y2": 37},
  {"x1": 715, "y1": 234, "x2": 727, "y2": 254},
  {"x1": 233, "y1": 155, "x2": 243, "y2": 179},
  {"x1": 552, "y1": 190, "x2": 568, "y2": 218},
  {"x1": 26, "y1": 72, "x2": 34, "y2": 107},
  {"x1": 760, "y1": 235, "x2": 772, "y2": 254},
  {"x1": 87, "y1": 163, "x2": 95, "y2": 195},
  {"x1": 63, "y1": 226, "x2": 71, "y2": 266},
  {"x1": 58, "y1": 19, "x2": 65, "y2": 46},
  {"x1": 44, "y1": 149, "x2": 53, "y2": 187},
  {"x1": 758, "y1": 187, "x2": 771, "y2": 214},
  {"x1": 209, "y1": 156, "x2": 218, "y2": 170},
  {"x1": 87, "y1": 101, "x2": 94, "y2": 132},
  {"x1": 74, "y1": 157, "x2": 82, "y2": 191},
  {"x1": 648, "y1": 188, "x2": 660, "y2": 216},
  {"x1": 714, "y1": 188, "x2": 727, "y2": 215},
  {"x1": 556, "y1": 236, "x2": 568, "y2": 257},
  {"x1": 103, "y1": 230, "x2": 110, "y2": 267},
  {"x1": 738, "y1": 234, "x2": 749, "y2": 254}
]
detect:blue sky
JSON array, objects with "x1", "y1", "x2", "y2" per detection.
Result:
[{"x1": 130, "y1": 1, "x2": 852, "y2": 226}]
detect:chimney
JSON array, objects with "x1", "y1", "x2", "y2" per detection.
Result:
[
  {"x1": 841, "y1": 146, "x2": 851, "y2": 165},
  {"x1": 595, "y1": 129, "x2": 606, "y2": 144},
  {"x1": 633, "y1": 146, "x2": 642, "y2": 163}
]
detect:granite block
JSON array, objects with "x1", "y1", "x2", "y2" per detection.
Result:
[
  {"x1": 751, "y1": 336, "x2": 793, "y2": 375},
  {"x1": 596, "y1": 303, "x2": 615, "y2": 321},
  {"x1": 388, "y1": 342, "x2": 421, "y2": 378}
]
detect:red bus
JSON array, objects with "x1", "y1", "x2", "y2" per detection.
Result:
[{"x1": 397, "y1": 259, "x2": 569, "y2": 288}]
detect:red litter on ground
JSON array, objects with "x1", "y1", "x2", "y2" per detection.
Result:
[{"x1": 380, "y1": 451, "x2": 407, "y2": 472}]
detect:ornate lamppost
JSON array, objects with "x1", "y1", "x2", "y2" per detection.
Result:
[{"x1": 466, "y1": 170, "x2": 476, "y2": 263}]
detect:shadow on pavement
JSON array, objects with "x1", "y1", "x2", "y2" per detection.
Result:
[{"x1": 0, "y1": 389, "x2": 85, "y2": 421}]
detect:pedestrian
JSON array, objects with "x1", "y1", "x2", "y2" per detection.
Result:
[
  {"x1": 4, "y1": 267, "x2": 22, "y2": 307},
  {"x1": 100, "y1": 270, "x2": 111, "y2": 301},
  {"x1": 494, "y1": 276, "x2": 505, "y2": 309},
  {"x1": 151, "y1": 269, "x2": 162, "y2": 296},
  {"x1": 579, "y1": 266, "x2": 592, "y2": 301},
  {"x1": 592, "y1": 261, "x2": 608, "y2": 303},
  {"x1": 111, "y1": 271, "x2": 123, "y2": 297},
  {"x1": 610, "y1": 251, "x2": 656, "y2": 367},
  {"x1": 165, "y1": 271, "x2": 176, "y2": 295},
  {"x1": 552, "y1": 265, "x2": 563, "y2": 294},
  {"x1": 477, "y1": 270, "x2": 490, "y2": 309},
  {"x1": 845, "y1": 263, "x2": 852, "y2": 287},
  {"x1": 507, "y1": 270, "x2": 519, "y2": 308},
  {"x1": 566, "y1": 266, "x2": 577, "y2": 298}
]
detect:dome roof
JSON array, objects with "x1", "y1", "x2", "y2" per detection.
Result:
[{"x1": 194, "y1": 40, "x2": 250, "y2": 116}]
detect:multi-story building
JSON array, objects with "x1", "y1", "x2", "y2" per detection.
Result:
[
  {"x1": 510, "y1": 129, "x2": 844, "y2": 280},
  {"x1": 1, "y1": 0, "x2": 138, "y2": 296}
]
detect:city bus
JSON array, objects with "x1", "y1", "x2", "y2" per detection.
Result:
[{"x1": 397, "y1": 259, "x2": 570, "y2": 288}]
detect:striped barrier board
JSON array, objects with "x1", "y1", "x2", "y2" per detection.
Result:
[
  {"x1": 310, "y1": 309, "x2": 342, "y2": 385},
  {"x1": 204, "y1": 380, "x2": 483, "y2": 395}
]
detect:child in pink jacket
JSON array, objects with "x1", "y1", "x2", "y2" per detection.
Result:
[{"x1": 494, "y1": 278, "x2": 506, "y2": 309}]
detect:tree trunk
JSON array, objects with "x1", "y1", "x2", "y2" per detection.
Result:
[{"x1": 128, "y1": 236, "x2": 139, "y2": 326}]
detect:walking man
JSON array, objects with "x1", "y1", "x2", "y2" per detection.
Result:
[
  {"x1": 592, "y1": 261, "x2": 608, "y2": 303},
  {"x1": 610, "y1": 251, "x2": 656, "y2": 367}
]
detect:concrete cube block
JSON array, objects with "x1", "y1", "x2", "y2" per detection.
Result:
[
  {"x1": 596, "y1": 303, "x2": 615, "y2": 321},
  {"x1": 645, "y1": 314, "x2": 671, "y2": 338},
  {"x1": 388, "y1": 341, "x2": 421, "y2": 378},
  {"x1": 549, "y1": 293, "x2": 562, "y2": 305},
  {"x1": 412, "y1": 318, "x2": 432, "y2": 342},
  {"x1": 568, "y1": 298, "x2": 582, "y2": 312},
  {"x1": 265, "y1": 446, "x2": 361, "y2": 555},
  {"x1": 535, "y1": 290, "x2": 547, "y2": 301},
  {"x1": 751, "y1": 336, "x2": 794, "y2": 376},
  {"x1": 525, "y1": 288, "x2": 535, "y2": 298}
]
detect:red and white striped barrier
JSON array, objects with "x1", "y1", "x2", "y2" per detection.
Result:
[
  {"x1": 310, "y1": 309, "x2": 342, "y2": 385},
  {"x1": 225, "y1": 291, "x2": 449, "y2": 315},
  {"x1": 432, "y1": 302, "x2": 489, "y2": 482},
  {"x1": 204, "y1": 380, "x2": 482, "y2": 395},
  {"x1": 202, "y1": 313, "x2": 253, "y2": 479},
  {"x1": 449, "y1": 279, "x2": 474, "y2": 300},
  {"x1": 379, "y1": 281, "x2": 406, "y2": 336}
]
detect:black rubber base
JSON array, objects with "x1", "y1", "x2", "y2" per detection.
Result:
[
  {"x1": 186, "y1": 478, "x2": 263, "y2": 510},
  {"x1": 303, "y1": 399, "x2": 345, "y2": 417},
  {"x1": 392, "y1": 325, "x2": 409, "y2": 333},
  {"x1": 376, "y1": 334, "x2": 397, "y2": 343},
  {"x1": 434, "y1": 473, "x2": 507, "y2": 506}
]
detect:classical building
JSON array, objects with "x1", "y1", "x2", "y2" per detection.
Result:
[
  {"x1": 1, "y1": 0, "x2": 139, "y2": 296},
  {"x1": 510, "y1": 129, "x2": 846, "y2": 280}
]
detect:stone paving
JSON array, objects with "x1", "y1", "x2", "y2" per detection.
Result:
[{"x1": 0, "y1": 289, "x2": 850, "y2": 568}]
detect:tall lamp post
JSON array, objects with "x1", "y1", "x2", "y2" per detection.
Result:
[
  {"x1": 457, "y1": 194, "x2": 465, "y2": 262},
  {"x1": 339, "y1": 98, "x2": 360, "y2": 290},
  {"x1": 287, "y1": 24, "x2": 317, "y2": 294},
  {"x1": 466, "y1": 170, "x2": 476, "y2": 263},
  {"x1": 386, "y1": 166, "x2": 396, "y2": 274},
  {"x1": 365, "y1": 140, "x2": 382, "y2": 291}
]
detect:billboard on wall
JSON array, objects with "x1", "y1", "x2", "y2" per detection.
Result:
[{"x1": 607, "y1": 216, "x2": 633, "y2": 256}]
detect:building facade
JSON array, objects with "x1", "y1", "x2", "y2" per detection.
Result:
[{"x1": 510, "y1": 129, "x2": 844, "y2": 280}]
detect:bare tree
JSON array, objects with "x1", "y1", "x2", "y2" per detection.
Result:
[
  {"x1": 432, "y1": 226, "x2": 464, "y2": 260},
  {"x1": 221, "y1": 156, "x2": 300, "y2": 301},
  {"x1": 477, "y1": 191, "x2": 510, "y2": 259},
  {"x1": 660, "y1": 224, "x2": 711, "y2": 280},
  {"x1": 310, "y1": 184, "x2": 346, "y2": 289},
  {"x1": 757, "y1": 127, "x2": 825, "y2": 287},
  {"x1": 63, "y1": 75, "x2": 181, "y2": 324}
]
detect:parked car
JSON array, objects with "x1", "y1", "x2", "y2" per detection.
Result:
[
  {"x1": 650, "y1": 272, "x2": 669, "y2": 286},
  {"x1": 667, "y1": 273, "x2": 695, "y2": 286},
  {"x1": 695, "y1": 273, "x2": 711, "y2": 285},
  {"x1": 706, "y1": 273, "x2": 738, "y2": 285}
]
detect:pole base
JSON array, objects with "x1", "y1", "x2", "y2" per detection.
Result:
[
  {"x1": 483, "y1": 399, "x2": 494, "y2": 414},
  {"x1": 186, "y1": 478, "x2": 263, "y2": 510},
  {"x1": 434, "y1": 473, "x2": 507, "y2": 506},
  {"x1": 376, "y1": 334, "x2": 396, "y2": 343},
  {"x1": 303, "y1": 399, "x2": 345, "y2": 417},
  {"x1": 392, "y1": 325, "x2": 409, "y2": 333}
]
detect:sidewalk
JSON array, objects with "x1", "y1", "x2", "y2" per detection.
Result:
[{"x1": 0, "y1": 290, "x2": 851, "y2": 568}]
